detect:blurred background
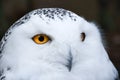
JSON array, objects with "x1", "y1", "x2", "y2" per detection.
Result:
[{"x1": 0, "y1": 0, "x2": 120, "y2": 74}]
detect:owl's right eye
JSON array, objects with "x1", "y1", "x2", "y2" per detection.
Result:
[
  {"x1": 32, "y1": 34, "x2": 51, "y2": 44},
  {"x1": 81, "y1": 32, "x2": 86, "y2": 42}
]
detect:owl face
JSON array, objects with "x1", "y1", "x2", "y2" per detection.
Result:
[{"x1": 0, "y1": 8, "x2": 118, "y2": 80}]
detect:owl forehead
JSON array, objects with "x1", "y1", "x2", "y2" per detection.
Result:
[
  {"x1": 29, "y1": 15, "x2": 80, "y2": 31},
  {"x1": 11, "y1": 8, "x2": 79, "y2": 29},
  {"x1": 17, "y1": 8, "x2": 82, "y2": 36},
  {"x1": 33, "y1": 8, "x2": 78, "y2": 21}
]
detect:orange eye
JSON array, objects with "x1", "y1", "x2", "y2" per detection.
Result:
[{"x1": 32, "y1": 34, "x2": 50, "y2": 44}]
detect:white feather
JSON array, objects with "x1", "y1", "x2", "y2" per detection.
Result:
[{"x1": 0, "y1": 8, "x2": 118, "y2": 80}]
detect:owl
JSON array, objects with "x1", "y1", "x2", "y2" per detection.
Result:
[{"x1": 0, "y1": 8, "x2": 119, "y2": 80}]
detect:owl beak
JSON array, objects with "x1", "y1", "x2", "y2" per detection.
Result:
[{"x1": 66, "y1": 51, "x2": 73, "y2": 71}]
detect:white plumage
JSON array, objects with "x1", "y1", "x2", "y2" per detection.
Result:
[{"x1": 0, "y1": 8, "x2": 119, "y2": 80}]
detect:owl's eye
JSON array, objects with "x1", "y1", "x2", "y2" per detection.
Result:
[
  {"x1": 32, "y1": 34, "x2": 50, "y2": 44},
  {"x1": 81, "y1": 32, "x2": 86, "y2": 41}
]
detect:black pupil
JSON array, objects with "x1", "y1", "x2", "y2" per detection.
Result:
[{"x1": 39, "y1": 36, "x2": 44, "y2": 41}]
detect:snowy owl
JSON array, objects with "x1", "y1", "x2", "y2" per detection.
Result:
[{"x1": 0, "y1": 8, "x2": 119, "y2": 80}]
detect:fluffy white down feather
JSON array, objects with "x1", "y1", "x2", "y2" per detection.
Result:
[{"x1": 0, "y1": 8, "x2": 118, "y2": 80}]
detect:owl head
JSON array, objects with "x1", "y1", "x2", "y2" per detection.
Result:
[{"x1": 0, "y1": 8, "x2": 118, "y2": 80}]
